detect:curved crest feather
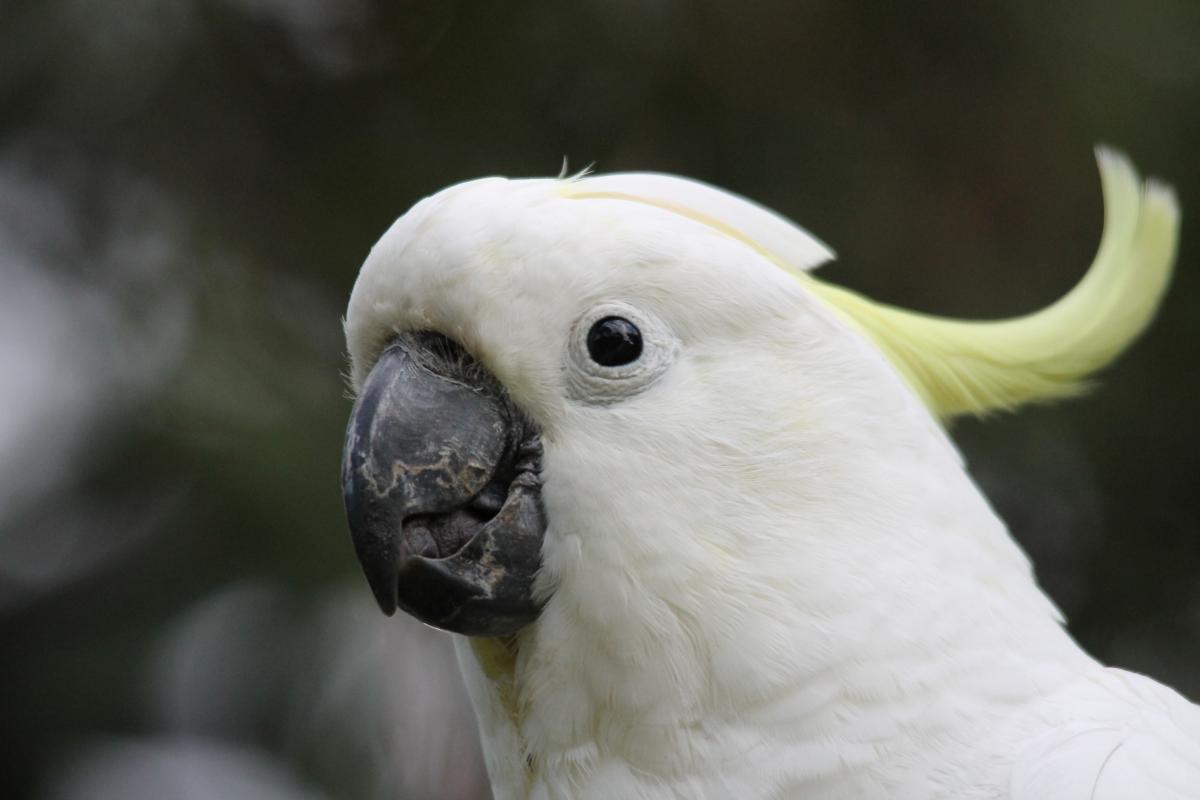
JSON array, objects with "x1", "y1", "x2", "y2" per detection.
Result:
[
  {"x1": 564, "y1": 150, "x2": 1179, "y2": 420},
  {"x1": 804, "y1": 148, "x2": 1179, "y2": 418},
  {"x1": 562, "y1": 172, "x2": 835, "y2": 273}
]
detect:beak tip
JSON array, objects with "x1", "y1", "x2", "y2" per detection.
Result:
[
  {"x1": 366, "y1": 572, "x2": 399, "y2": 617},
  {"x1": 377, "y1": 602, "x2": 398, "y2": 618},
  {"x1": 346, "y1": 534, "x2": 399, "y2": 617}
]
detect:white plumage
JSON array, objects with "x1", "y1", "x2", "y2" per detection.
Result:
[{"x1": 343, "y1": 151, "x2": 1198, "y2": 799}]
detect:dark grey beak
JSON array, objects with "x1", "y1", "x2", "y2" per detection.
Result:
[{"x1": 341, "y1": 333, "x2": 546, "y2": 636}]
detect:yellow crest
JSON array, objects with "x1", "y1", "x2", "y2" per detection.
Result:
[{"x1": 565, "y1": 148, "x2": 1180, "y2": 419}]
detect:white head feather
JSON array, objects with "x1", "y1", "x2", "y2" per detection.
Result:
[{"x1": 343, "y1": 154, "x2": 1190, "y2": 799}]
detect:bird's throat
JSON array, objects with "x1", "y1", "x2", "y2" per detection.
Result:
[{"x1": 471, "y1": 635, "x2": 523, "y2": 723}]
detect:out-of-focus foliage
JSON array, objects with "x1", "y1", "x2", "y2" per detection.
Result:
[{"x1": 1, "y1": 1, "x2": 1197, "y2": 797}]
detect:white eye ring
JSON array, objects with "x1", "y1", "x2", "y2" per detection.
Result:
[{"x1": 564, "y1": 301, "x2": 679, "y2": 405}]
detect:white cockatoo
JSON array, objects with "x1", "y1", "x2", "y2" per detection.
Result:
[{"x1": 340, "y1": 149, "x2": 1199, "y2": 799}]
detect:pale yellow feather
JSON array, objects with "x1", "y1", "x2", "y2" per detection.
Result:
[
  {"x1": 804, "y1": 148, "x2": 1179, "y2": 417},
  {"x1": 566, "y1": 149, "x2": 1180, "y2": 420}
]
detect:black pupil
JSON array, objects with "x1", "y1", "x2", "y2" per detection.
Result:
[{"x1": 586, "y1": 316, "x2": 643, "y2": 367}]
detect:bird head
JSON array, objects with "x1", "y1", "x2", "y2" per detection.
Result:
[{"x1": 341, "y1": 153, "x2": 1177, "y2": 650}]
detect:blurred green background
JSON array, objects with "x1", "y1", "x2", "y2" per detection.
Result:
[{"x1": 1, "y1": 1, "x2": 1197, "y2": 798}]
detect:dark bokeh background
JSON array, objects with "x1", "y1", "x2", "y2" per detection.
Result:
[{"x1": 1, "y1": 2, "x2": 1197, "y2": 798}]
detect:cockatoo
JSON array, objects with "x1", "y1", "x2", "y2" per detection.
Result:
[{"x1": 340, "y1": 149, "x2": 1199, "y2": 799}]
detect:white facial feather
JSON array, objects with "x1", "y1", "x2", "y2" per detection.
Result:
[{"x1": 344, "y1": 166, "x2": 1199, "y2": 800}]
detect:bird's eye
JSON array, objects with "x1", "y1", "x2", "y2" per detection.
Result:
[
  {"x1": 566, "y1": 302, "x2": 677, "y2": 405},
  {"x1": 586, "y1": 317, "x2": 643, "y2": 366}
]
